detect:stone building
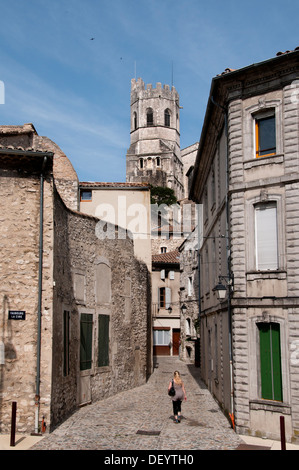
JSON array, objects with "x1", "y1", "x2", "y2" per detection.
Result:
[
  {"x1": 179, "y1": 228, "x2": 200, "y2": 364},
  {"x1": 151, "y1": 250, "x2": 181, "y2": 357},
  {"x1": 126, "y1": 78, "x2": 184, "y2": 201},
  {"x1": 0, "y1": 125, "x2": 151, "y2": 434},
  {"x1": 189, "y1": 48, "x2": 299, "y2": 442}
]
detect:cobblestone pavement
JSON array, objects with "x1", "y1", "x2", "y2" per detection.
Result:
[{"x1": 31, "y1": 357, "x2": 242, "y2": 451}]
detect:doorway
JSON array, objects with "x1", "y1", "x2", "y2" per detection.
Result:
[{"x1": 172, "y1": 329, "x2": 180, "y2": 356}]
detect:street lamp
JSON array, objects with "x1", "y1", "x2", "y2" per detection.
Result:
[
  {"x1": 213, "y1": 281, "x2": 227, "y2": 300},
  {"x1": 181, "y1": 304, "x2": 187, "y2": 315},
  {"x1": 213, "y1": 275, "x2": 234, "y2": 301}
]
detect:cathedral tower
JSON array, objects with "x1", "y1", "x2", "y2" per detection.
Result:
[{"x1": 126, "y1": 78, "x2": 184, "y2": 200}]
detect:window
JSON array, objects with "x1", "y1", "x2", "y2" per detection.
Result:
[
  {"x1": 156, "y1": 157, "x2": 161, "y2": 167},
  {"x1": 188, "y1": 277, "x2": 193, "y2": 296},
  {"x1": 159, "y1": 287, "x2": 165, "y2": 307},
  {"x1": 153, "y1": 329, "x2": 170, "y2": 346},
  {"x1": 80, "y1": 190, "x2": 92, "y2": 201},
  {"x1": 185, "y1": 318, "x2": 191, "y2": 336},
  {"x1": 133, "y1": 112, "x2": 137, "y2": 130},
  {"x1": 164, "y1": 109, "x2": 170, "y2": 127},
  {"x1": 98, "y1": 315, "x2": 110, "y2": 367},
  {"x1": 255, "y1": 114, "x2": 276, "y2": 158},
  {"x1": 258, "y1": 323, "x2": 283, "y2": 401},
  {"x1": 147, "y1": 108, "x2": 154, "y2": 126},
  {"x1": 63, "y1": 310, "x2": 70, "y2": 376},
  {"x1": 255, "y1": 203, "x2": 278, "y2": 270},
  {"x1": 158, "y1": 287, "x2": 171, "y2": 308},
  {"x1": 160, "y1": 246, "x2": 167, "y2": 253},
  {"x1": 80, "y1": 313, "x2": 93, "y2": 371}
]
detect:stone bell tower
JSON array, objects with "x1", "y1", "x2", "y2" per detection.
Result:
[{"x1": 126, "y1": 78, "x2": 184, "y2": 200}]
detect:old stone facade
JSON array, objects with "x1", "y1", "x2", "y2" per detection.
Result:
[
  {"x1": 0, "y1": 126, "x2": 151, "y2": 433},
  {"x1": 179, "y1": 229, "x2": 200, "y2": 364},
  {"x1": 151, "y1": 250, "x2": 181, "y2": 357},
  {"x1": 190, "y1": 48, "x2": 299, "y2": 442}
]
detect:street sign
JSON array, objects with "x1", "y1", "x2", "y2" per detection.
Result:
[{"x1": 8, "y1": 310, "x2": 26, "y2": 320}]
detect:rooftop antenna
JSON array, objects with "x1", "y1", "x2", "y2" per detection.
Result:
[{"x1": 171, "y1": 61, "x2": 174, "y2": 87}]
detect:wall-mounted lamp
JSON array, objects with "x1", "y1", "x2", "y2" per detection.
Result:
[
  {"x1": 213, "y1": 275, "x2": 234, "y2": 301},
  {"x1": 181, "y1": 304, "x2": 187, "y2": 314},
  {"x1": 167, "y1": 305, "x2": 172, "y2": 314}
]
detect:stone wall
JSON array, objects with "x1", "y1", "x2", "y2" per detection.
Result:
[
  {"x1": 50, "y1": 188, "x2": 151, "y2": 429},
  {"x1": 0, "y1": 153, "x2": 54, "y2": 433}
]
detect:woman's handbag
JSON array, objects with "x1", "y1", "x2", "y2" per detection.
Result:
[{"x1": 168, "y1": 379, "x2": 175, "y2": 397}]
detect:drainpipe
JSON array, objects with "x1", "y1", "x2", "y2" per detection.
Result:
[
  {"x1": 35, "y1": 156, "x2": 47, "y2": 434},
  {"x1": 211, "y1": 96, "x2": 235, "y2": 429}
]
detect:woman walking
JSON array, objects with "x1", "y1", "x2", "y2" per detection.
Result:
[{"x1": 168, "y1": 370, "x2": 187, "y2": 423}]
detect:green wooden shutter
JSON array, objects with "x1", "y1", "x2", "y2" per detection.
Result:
[
  {"x1": 259, "y1": 323, "x2": 282, "y2": 401},
  {"x1": 98, "y1": 315, "x2": 110, "y2": 367},
  {"x1": 80, "y1": 313, "x2": 93, "y2": 370}
]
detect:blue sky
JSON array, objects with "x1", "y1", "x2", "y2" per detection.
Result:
[{"x1": 0, "y1": 0, "x2": 298, "y2": 182}]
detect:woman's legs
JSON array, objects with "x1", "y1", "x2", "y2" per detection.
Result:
[{"x1": 172, "y1": 400, "x2": 182, "y2": 422}]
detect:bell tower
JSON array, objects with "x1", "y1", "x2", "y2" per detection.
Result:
[{"x1": 126, "y1": 78, "x2": 184, "y2": 200}]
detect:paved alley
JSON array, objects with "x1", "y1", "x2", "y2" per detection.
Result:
[{"x1": 30, "y1": 357, "x2": 242, "y2": 451}]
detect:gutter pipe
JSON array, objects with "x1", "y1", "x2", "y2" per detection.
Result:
[{"x1": 35, "y1": 156, "x2": 47, "y2": 434}]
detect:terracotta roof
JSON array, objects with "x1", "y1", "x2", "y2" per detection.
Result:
[
  {"x1": 152, "y1": 250, "x2": 180, "y2": 265},
  {"x1": 80, "y1": 181, "x2": 150, "y2": 189},
  {"x1": 0, "y1": 144, "x2": 53, "y2": 155}
]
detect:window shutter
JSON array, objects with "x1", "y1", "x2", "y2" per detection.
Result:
[
  {"x1": 255, "y1": 203, "x2": 278, "y2": 270},
  {"x1": 169, "y1": 270, "x2": 175, "y2": 280},
  {"x1": 80, "y1": 313, "x2": 93, "y2": 371},
  {"x1": 165, "y1": 287, "x2": 171, "y2": 309},
  {"x1": 161, "y1": 269, "x2": 165, "y2": 280},
  {"x1": 98, "y1": 314, "x2": 110, "y2": 367}
]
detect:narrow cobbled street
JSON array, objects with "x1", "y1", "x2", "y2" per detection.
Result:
[{"x1": 31, "y1": 357, "x2": 242, "y2": 451}]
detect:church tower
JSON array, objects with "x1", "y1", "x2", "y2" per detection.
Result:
[{"x1": 126, "y1": 78, "x2": 184, "y2": 200}]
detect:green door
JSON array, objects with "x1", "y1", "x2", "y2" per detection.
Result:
[{"x1": 259, "y1": 323, "x2": 283, "y2": 401}]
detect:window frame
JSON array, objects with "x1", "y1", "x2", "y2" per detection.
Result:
[
  {"x1": 153, "y1": 328, "x2": 171, "y2": 346},
  {"x1": 255, "y1": 113, "x2": 276, "y2": 158},
  {"x1": 243, "y1": 96, "x2": 283, "y2": 163},
  {"x1": 258, "y1": 322, "x2": 283, "y2": 402},
  {"x1": 80, "y1": 190, "x2": 92, "y2": 202},
  {"x1": 254, "y1": 202, "x2": 278, "y2": 271},
  {"x1": 245, "y1": 194, "x2": 285, "y2": 274}
]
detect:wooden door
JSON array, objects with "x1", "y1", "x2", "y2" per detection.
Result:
[{"x1": 172, "y1": 329, "x2": 180, "y2": 356}]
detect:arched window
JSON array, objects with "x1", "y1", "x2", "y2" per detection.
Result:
[
  {"x1": 147, "y1": 108, "x2": 154, "y2": 126},
  {"x1": 164, "y1": 109, "x2": 171, "y2": 127},
  {"x1": 139, "y1": 158, "x2": 144, "y2": 169},
  {"x1": 156, "y1": 157, "x2": 161, "y2": 167}
]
